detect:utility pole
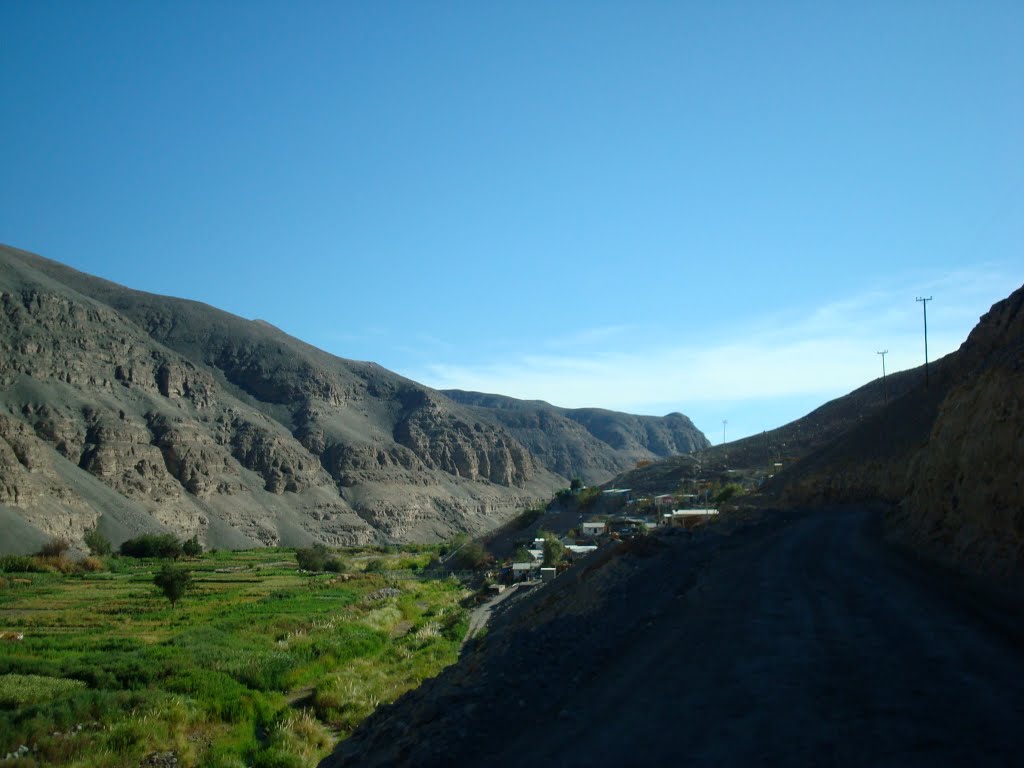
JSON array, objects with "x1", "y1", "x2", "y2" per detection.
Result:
[
  {"x1": 722, "y1": 419, "x2": 728, "y2": 445},
  {"x1": 877, "y1": 349, "x2": 889, "y2": 405},
  {"x1": 916, "y1": 296, "x2": 933, "y2": 388}
]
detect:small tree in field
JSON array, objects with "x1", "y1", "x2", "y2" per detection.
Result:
[
  {"x1": 83, "y1": 527, "x2": 111, "y2": 556},
  {"x1": 182, "y1": 535, "x2": 203, "y2": 558},
  {"x1": 154, "y1": 565, "x2": 192, "y2": 608},
  {"x1": 295, "y1": 544, "x2": 329, "y2": 572}
]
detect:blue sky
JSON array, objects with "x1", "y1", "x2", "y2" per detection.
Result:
[{"x1": 2, "y1": 1, "x2": 1021, "y2": 443}]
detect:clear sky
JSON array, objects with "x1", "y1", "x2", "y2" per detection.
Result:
[{"x1": 2, "y1": 1, "x2": 1021, "y2": 444}]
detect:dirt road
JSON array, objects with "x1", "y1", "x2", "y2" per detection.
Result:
[
  {"x1": 324, "y1": 507, "x2": 1024, "y2": 767},
  {"x1": 461, "y1": 581, "x2": 535, "y2": 648}
]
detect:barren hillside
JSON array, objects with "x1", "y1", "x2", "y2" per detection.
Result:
[{"x1": 0, "y1": 245, "x2": 708, "y2": 552}]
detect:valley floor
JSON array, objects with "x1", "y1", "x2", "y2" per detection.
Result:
[{"x1": 325, "y1": 506, "x2": 1024, "y2": 767}]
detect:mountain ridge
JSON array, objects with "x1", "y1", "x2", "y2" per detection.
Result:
[
  {"x1": 0, "y1": 244, "x2": 708, "y2": 552},
  {"x1": 442, "y1": 389, "x2": 708, "y2": 484}
]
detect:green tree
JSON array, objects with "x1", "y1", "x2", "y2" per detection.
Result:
[
  {"x1": 541, "y1": 533, "x2": 565, "y2": 568},
  {"x1": 453, "y1": 542, "x2": 491, "y2": 571},
  {"x1": 121, "y1": 534, "x2": 182, "y2": 559},
  {"x1": 570, "y1": 477, "x2": 584, "y2": 492},
  {"x1": 714, "y1": 483, "x2": 743, "y2": 504},
  {"x1": 153, "y1": 565, "x2": 192, "y2": 608},
  {"x1": 83, "y1": 527, "x2": 111, "y2": 556},
  {"x1": 295, "y1": 544, "x2": 329, "y2": 572},
  {"x1": 324, "y1": 556, "x2": 347, "y2": 573},
  {"x1": 512, "y1": 545, "x2": 533, "y2": 563},
  {"x1": 181, "y1": 535, "x2": 203, "y2": 558}
]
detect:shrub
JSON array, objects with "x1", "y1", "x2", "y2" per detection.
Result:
[
  {"x1": 577, "y1": 486, "x2": 602, "y2": 509},
  {"x1": 35, "y1": 555, "x2": 78, "y2": 574},
  {"x1": 363, "y1": 558, "x2": 387, "y2": 573},
  {"x1": 79, "y1": 556, "x2": 105, "y2": 573},
  {"x1": 0, "y1": 555, "x2": 49, "y2": 573},
  {"x1": 512, "y1": 545, "x2": 533, "y2": 563},
  {"x1": 121, "y1": 534, "x2": 183, "y2": 559},
  {"x1": 37, "y1": 537, "x2": 71, "y2": 557},
  {"x1": 154, "y1": 565, "x2": 192, "y2": 608},
  {"x1": 295, "y1": 544, "x2": 329, "y2": 572},
  {"x1": 452, "y1": 542, "x2": 491, "y2": 571},
  {"x1": 182, "y1": 535, "x2": 203, "y2": 558},
  {"x1": 83, "y1": 526, "x2": 112, "y2": 556},
  {"x1": 714, "y1": 483, "x2": 743, "y2": 504},
  {"x1": 542, "y1": 535, "x2": 565, "y2": 568},
  {"x1": 438, "y1": 532, "x2": 467, "y2": 557},
  {"x1": 323, "y1": 557, "x2": 346, "y2": 573}
]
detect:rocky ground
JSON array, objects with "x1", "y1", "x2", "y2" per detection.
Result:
[{"x1": 323, "y1": 505, "x2": 1024, "y2": 767}]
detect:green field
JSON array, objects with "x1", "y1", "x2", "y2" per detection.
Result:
[{"x1": 0, "y1": 548, "x2": 469, "y2": 767}]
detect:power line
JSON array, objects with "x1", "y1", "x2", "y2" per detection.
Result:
[
  {"x1": 877, "y1": 349, "x2": 889, "y2": 405},
  {"x1": 915, "y1": 296, "x2": 933, "y2": 388}
]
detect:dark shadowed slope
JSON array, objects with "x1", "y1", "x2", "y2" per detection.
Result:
[
  {"x1": 609, "y1": 360, "x2": 933, "y2": 495},
  {"x1": 323, "y1": 507, "x2": 1024, "y2": 767}
]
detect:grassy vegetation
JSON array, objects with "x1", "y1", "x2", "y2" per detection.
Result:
[{"x1": 0, "y1": 546, "x2": 468, "y2": 767}]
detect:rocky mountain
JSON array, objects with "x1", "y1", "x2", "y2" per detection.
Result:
[
  {"x1": 442, "y1": 390, "x2": 709, "y2": 484},
  {"x1": 0, "y1": 245, "x2": 708, "y2": 553}
]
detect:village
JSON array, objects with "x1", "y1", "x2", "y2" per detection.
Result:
[{"x1": 490, "y1": 485, "x2": 726, "y2": 587}]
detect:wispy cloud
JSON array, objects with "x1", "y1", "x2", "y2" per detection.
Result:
[{"x1": 407, "y1": 266, "x2": 1019, "y2": 418}]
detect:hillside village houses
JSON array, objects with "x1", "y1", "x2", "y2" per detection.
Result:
[{"x1": 498, "y1": 482, "x2": 727, "y2": 584}]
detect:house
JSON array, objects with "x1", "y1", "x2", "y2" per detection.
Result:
[
  {"x1": 511, "y1": 561, "x2": 541, "y2": 582},
  {"x1": 581, "y1": 521, "x2": 607, "y2": 538},
  {"x1": 540, "y1": 567, "x2": 557, "y2": 582},
  {"x1": 663, "y1": 508, "x2": 719, "y2": 527}
]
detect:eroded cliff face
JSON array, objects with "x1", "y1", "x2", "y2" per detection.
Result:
[
  {"x1": 442, "y1": 391, "x2": 710, "y2": 483},
  {"x1": 893, "y1": 286, "x2": 1024, "y2": 575},
  {"x1": 3, "y1": 245, "x2": 706, "y2": 552},
  {"x1": 393, "y1": 393, "x2": 534, "y2": 487},
  {"x1": 0, "y1": 269, "x2": 377, "y2": 549}
]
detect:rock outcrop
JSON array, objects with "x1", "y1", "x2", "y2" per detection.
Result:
[
  {"x1": 0, "y1": 244, "x2": 708, "y2": 552},
  {"x1": 443, "y1": 390, "x2": 709, "y2": 483},
  {"x1": 754, "y1": 282, "x2": 1024, "y2": 578},
  {"x1": 893, "y1": 285, "x2": 1024, "y2": 575}
]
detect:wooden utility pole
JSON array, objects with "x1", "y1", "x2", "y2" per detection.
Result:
[
  {"x1": 877, "y1": 349, "x2": 889, "y2": 405},
  {"x1": 916, "y1": 296, "x2": 933, "y2": 388}
]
